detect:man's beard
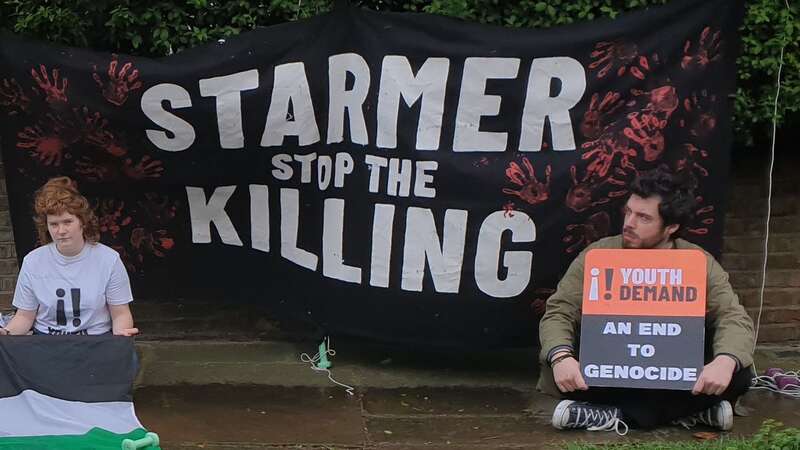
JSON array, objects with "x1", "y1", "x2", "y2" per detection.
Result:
[{"x1": 622, "y1": 228, "x2": 668, "y2": 249}]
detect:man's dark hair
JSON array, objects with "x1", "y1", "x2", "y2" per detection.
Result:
[{"x1": 630, "y1": 166, "x2": 697, "y2": 236}]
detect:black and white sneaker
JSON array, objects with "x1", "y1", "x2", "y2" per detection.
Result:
[
  {"x1": 552, "y1": 400, "x2": 629, "y2": 435},
  {"x1": 673, "y1": 400, "x2": 733, "y2": 431}
]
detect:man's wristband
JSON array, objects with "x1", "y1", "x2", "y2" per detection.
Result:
[{"x1": 550, "y1": 352, "x2": 574, "y2": 367}]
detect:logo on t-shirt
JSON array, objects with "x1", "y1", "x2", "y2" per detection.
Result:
[{"x1": 54, "y1": 288, "x2": 82, "y2": 329}]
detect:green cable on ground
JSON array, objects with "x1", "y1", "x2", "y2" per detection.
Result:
[
  {"x1": 121, "y1": 432, "x2": 159, "y2": 450},
  {"x1": 317, "y1": 340, "x2": 332, "y2": 369}
]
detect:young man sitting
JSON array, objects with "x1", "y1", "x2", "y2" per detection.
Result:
[{"x1": 538, "y1": 167, "x2": 754, "y2": 434}]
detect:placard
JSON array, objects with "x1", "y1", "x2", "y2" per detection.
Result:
[{"x1": 580, "y1": 248, "x2": 706, "y2": 389}]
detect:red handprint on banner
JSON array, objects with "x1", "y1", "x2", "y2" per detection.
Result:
[
  {"x1": 530, "y1": 287, "x2": 556, "y2": 316},
  {"x1": 647, "y1": 86, "x2": 679, "y2": 118},
  {"x1": 682, "y1": 27, "x2": 721, "y2": 70},
  {"x1": 563, "y1": 211, "x2": 611, "y2": 254},
  {"x1": 681, "y1": 90, "x2": 717, "y2": 137},
  {"x1": 581, "y1": 136, "x2": 637, "y2": 179},
  {"x1": 589, "y1": 41, "x2": 637, "y2": 78},
  {"x1": 623, "y1": 123, "x2": 664, "y2": 162},
  {"x1": 74, "y1": 107, "x2": 128, "y2": 157},
  {"x1": 686, "y1": 197, "x2": 715, "y2": 236},
  {"x1": 676, "y1": 144, "x2": 710, "y2": 178},
  {"x1": 122, "y1": 156, "x2": 164, "y2": 180},
  {"x1": 623, "y1": 86, "x2": 678, "y2": 162},
  {"x1": 97, "y1": 199, "x2": 133, "y2": 238},
  {"x1": 92, "y1": 194, "x2": 178, "y2": 272},
  {"x1": 93, "y1": 56, "x2": 143, "y2": 106},
  {"x1": 75, "y1": 156, "x2": 164, "y2": 181},
  {"x1": 30, "y1": 65, "x2": 68, "y2": 104},
  {"x1": 628, "y1": 55, "x2": 651, "y2": 80},
  {"x1": 138, "y1": 193, "x2": 178, "y2": 225},
  {"x1": 131, "y1": 228, "x2": 175, "y2": 260},
  {"x1": 0, "y1": 78, "x2": 31, "y2": 114},
  {"x1": 75, "y1": 157, "x2": 113, "y2": 181},
  {"x1": 566, "y1": 166, "x2": 627, "y2": 213},
  {"x1": 589, "y1": 41, "x2": 654, "y2": 80},
  {"x1": 502, "y1": 201, "x2": 516, "y2": 218},
  {"x1": 17, "y1": 125, "x2": 66, "y2": 166},
  {"x1": 581, "y1": 92, "x2": 624, "y2": 140},
  {"x1": 503, "y1": 158, "x2": 551, "y2": 206}
]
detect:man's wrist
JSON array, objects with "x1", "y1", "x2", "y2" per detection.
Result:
[
  {"x1": 546, "y1": 345, "x2": 574, "y2": 364},
  {"x1": 714, "y1": 354, "x2": 739, "y2": 370},
  {"x1": 550, "y1": 353, "x2": 575, "y2": 368}
]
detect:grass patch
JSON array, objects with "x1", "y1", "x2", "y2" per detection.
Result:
[{"x1": 564, "y1": 420, "x2": 800, "y2": 450}]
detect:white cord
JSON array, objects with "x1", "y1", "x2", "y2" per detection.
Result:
[
  {"x1": 294, "y1": 0, "x2": 303, "y2": 21},
  {"x1": 750, "y1": 371, "x2": 800, "y2": 398},
  {"x1": 299, "y1": 337, "x2": 355, "y2": 396},
  {"x1": 751, "y1": 0, "x2": 790, "y2": 373}
]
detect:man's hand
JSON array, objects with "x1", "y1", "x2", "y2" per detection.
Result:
[
  {"x1": 113, "y1": 327, "x2": 139, "y2": 337},
  {"x1": 553, "y1": 354, "x2": 588, "y2": 393},
  {"x1": 692, "y1": 355, "x2": 737, "y2": 396}
]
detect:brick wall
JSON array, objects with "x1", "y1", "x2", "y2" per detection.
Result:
[
  {"x1": 0, "y1": 160, "x2": 18, "y2": 311},
  {"x1": 721, "y1": 163, "x2": 800, "y2": 343},
  {"x1": 1, "y1": 154, "x2": 798, "y2": 342}
]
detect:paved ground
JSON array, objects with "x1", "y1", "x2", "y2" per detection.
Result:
[
  {"x1": 131, "y1": 338, "x2": 800, "y2": 449},
  {"x1": 134, "y1": 386, "x2": 800, "y2": 449}
]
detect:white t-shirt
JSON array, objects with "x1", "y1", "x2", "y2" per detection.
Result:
[{"x1": 12, "y1": 242, "x2": 133, "y2": 335}]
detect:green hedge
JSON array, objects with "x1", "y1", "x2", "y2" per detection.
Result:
[{"x1": 1, "y1": 0, "x2": 796, "y2": 147}]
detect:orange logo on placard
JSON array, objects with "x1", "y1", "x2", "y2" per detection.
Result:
[{"x1": 582, "y1": 249, "x2": 707, "y2": 317}]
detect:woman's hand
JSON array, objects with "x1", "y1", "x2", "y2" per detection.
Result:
[
  {"x1": 2, "y1": 308, "x2": 37, "y2": 335},
  {"x1": 109, "y1": 303, "x2": 139, "y2": 337},
  {"x1": 113, "y1": 327, "x2": 140, "y2": 337}
]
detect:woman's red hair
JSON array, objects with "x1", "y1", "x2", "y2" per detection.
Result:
[{"x1": 33, "y1": 176, "x2": 99, "y2": 245}]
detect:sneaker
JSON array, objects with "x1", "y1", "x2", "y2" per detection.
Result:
[
  {"x1": 673, "y1": 400, "x2": 733, "y2": 431},
  {"x1": 552, "y1": 400, "x2": 629, "y2": 435}
]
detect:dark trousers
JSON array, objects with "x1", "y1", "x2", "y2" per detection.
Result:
[{"x1": 562, "y1": 366, "x2": 754, "y2": 429}]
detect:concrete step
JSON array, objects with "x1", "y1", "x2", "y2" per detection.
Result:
[
  {"x1": 723, "y1": 234, "x2": 800, "y2": 254},
  {"x1": 738, "y1": 287, "x2": 800, "y2": 308},
  {"x1": 0, "y1": 225, "x2": 14, "y2": 244},
  {"x1": 131, "y1": 385, "x2": 800, "y2": 449},
  {"x1": 724, "y1": 215, "x2": 800, "y2": 236},
  {"x1": 726, "y1": 194, "x2": 798, "y2": 218},
  {"x1": 130, "y1": 301, "x2": 320, "y2": 341},
  {"x1": 132, "y1": 338, "x2": 800, "y2": 388},
  {"x1": 753, "y1": 323, "x2": 800, "y2": 343},
  {"x1": 721, "y1": 251, "x2": 800, "y2": 271},
  {"x1": 728, "y1": 179, "x2": 799, "y2": 199},
  {"x1": 746, "y1": 305, "x2": 800, "y2": 325},
  {"x1": 134, "y1": 338, "x2": 539, "y2": 389},
  {"x1": 728, "y1": 269, "x2": 800, "y2": 289}
]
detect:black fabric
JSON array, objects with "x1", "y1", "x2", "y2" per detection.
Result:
[
  {"x1": 0, "y1": 336, "x2": 136, "y2": 402},
  {"x1": 563, "y1": 366, "x2": 753, "y2": 428},
  {"x1": 0, "y1": 0, "x2": 743, "y2": 347}
]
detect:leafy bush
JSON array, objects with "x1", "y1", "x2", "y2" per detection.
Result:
[{"x1": 1, "y1": 0, "x2": 795, "y2": 147}]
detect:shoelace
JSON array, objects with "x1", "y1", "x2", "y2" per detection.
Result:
[
  {"x1": 672, "y1": 408, "x2": 713, "y2": 430},
  {"x1": 574, "y1": 406, "x2": 630, "y2": 436},
  {"x1": 673, "y1": 417, "x2": 699, "y2": 430}
]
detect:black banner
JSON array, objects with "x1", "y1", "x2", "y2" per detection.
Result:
[{"x1": 0, "y1": 0, "x2": 742, "y2": 347}]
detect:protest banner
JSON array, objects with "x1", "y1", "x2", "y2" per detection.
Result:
[{"x1": 0, "y1": 0, "x2": 741, "y2": 346}]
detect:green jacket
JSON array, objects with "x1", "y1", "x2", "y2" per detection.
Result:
[{"x1": 537, "y1": 235, "x2": 755, "y2": 396}]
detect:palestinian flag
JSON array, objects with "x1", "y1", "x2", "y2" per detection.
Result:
[{"x1": 0, "y1": 335, "x2": 159, "y2": 449}]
